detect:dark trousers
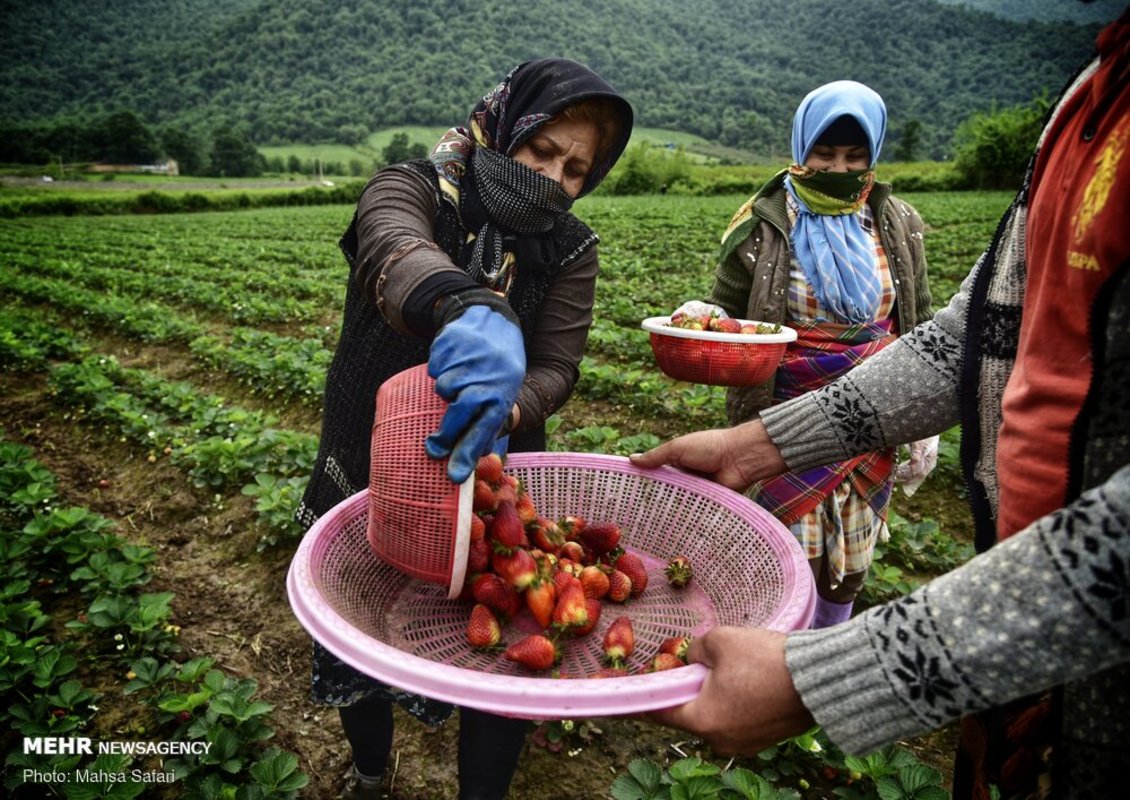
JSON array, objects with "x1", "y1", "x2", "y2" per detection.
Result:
[{"x1": 340, "y1": 693, "x2": 528, "y2": 800}]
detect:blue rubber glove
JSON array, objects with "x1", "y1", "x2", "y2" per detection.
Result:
[{"x1": 425, "y1": 303, "x2": 525, "y2": 483}]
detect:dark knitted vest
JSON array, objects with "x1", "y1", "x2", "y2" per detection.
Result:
[{"x1": 297, "y1": 160, "x2": 597, "y2": 526}]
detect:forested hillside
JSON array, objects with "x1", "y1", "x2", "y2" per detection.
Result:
[{"x1": 0, "y1": 0, "x2": 1119, "y2": 158}]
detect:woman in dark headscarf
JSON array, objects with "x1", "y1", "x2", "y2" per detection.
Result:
[
  {"x1": 672, "y1": 80, "x2": 935, "y2": 630},
  {"x1": 298, "y1": 58, "x2": 633, "y2": 800}
]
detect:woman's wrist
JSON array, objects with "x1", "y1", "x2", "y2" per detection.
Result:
[{"x1": 734, "y1": 418, "x2": 788, "y2": 483}]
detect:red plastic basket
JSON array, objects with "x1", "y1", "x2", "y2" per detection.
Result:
[
  {"x1": 288, "y1": 452, "x2": 815, "y2": 719},
  {"x1": 367, "y1": 364, "x2": 472, "y2": 600},
  {"x1": 642, "y1": 316, "x2": 796, "y2": 386}
]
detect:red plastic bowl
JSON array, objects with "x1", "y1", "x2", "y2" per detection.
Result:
[{"x1": 642, "y1": 316, "x2": 796, "y2": 386}]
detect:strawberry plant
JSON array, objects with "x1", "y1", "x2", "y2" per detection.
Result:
[
  {"x1": 240, "y1": 473, "x2": 308, "y2": 548},
  {"x1": 66, "y1": 591, "x2": 179, "y2": 662},
  {"x1": 125, "y1": 656, "x2": 309, "y2": 798},
  {"x1": 610, "y1": 756, "x2": 801, "y2": 800},
  {"x1": 0, "y1": 439, "x2": 309, "y2": 798},
  {"x1": 837, "y1": 748, "x2": 949, "y2": 800}
]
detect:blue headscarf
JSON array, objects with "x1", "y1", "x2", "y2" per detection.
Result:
[{"x1": 785, "y1": 81, "x2": 888, "y2": 323}]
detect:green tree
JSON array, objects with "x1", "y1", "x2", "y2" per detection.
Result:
[
  {"x1": 893, "y1": 119, "x2": 923, "y2": 162},
  {"x1": 337, "y1": 123, "x2": 369, "y2": 146},
  {"x1": 45, "y1": 120, "x2": 90, "y2": 164},
  {"x1": 95, "y1": 111, "x2": 160, "y2": 164},
  {"x1": 286, "y1": 154, "x2": 303, "y2": 174},
  {"x1": 952, "y1": 95, "x2": 1049, "y2": 189},
  {"x1": 382, "y1": 132, "x2": 427, "y2": 165},
  {"x1": 160, "y1": 126, "x2": 205, "y2": 175},
  {"x1": 208, "y1": 128, "x2": 264, "y2": 177}
]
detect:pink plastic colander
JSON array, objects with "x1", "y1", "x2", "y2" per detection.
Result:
[
  {"x1": 288, "y1": 452, "x2": 815, "y2": 719},
  {"x1": 367, "y1": 364, "x2": 472, "y2": 599}
]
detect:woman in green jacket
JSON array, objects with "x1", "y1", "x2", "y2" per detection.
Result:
[{"x1": 679, "y1": 81, "x2": 934, "y2": 627}]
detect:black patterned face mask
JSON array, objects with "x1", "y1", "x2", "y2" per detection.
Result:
[{"x1": 460, "y1": 147, "x2": 573, "y2": 286}]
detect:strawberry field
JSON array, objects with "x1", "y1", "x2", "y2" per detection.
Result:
[{"x1": 1, "y1": 186, "x2": 1012, "y2": 799}]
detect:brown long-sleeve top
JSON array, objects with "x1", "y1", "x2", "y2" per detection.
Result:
[{"x1": 350, "y1": 166, "x2": 600, "y2": 434}]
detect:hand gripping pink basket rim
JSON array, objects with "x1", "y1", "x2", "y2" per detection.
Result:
[{"x1": 287, "y1": 453, "x2": 816, "y2": 719}]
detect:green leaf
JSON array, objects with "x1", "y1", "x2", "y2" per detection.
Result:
[
  {"x1": 610, "y1": 758, "x2": 667, "y2": 800},
  {"x1": 898, "y1": 763, "x2": 945, "y2": 794},
  {"x1": 876, "y1": 776, "x2": 906, "y2": 800},
  {"x1": 158, "y1": 689, "x2": 213, "y2": 713},
  {"x1": 249, "y1": 748, "x2": 308, "y2": 792},
  {"x1": 719, "y1": 767, "x2": 772, "y2": 799},
  {"x1": 667, "y1": 757, "x2": 719, "y2": 782},
  {"x1": 176, "y1": 656, "x2": 216, "y2": 683},
  {"x1": 671, "y1": 775, "x2": 725, "y2": 799}
]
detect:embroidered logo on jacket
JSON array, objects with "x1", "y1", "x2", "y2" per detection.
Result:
[{"x1": 1070, "y1": 118, "x2": 1127, "y2": 272}]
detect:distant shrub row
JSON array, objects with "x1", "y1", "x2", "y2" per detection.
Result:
[
  {"x1": 0, "y1": 181, "x2": 367, "y2": 218},
  {"x1": 0, "y1": 157, "x2": 973, "y2": 218}
]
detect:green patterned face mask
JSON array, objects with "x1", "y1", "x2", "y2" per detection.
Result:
[{"x1": 787, "y1": 164, "x2": 875, "y2": 215}]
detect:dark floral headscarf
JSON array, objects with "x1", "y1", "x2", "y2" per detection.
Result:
[
  {"x1": 427, "y1": 58, "x2": 633, "y2": 289},
  {"x1": 430, "y1": 58, "x2": 633, "y2": 200}
]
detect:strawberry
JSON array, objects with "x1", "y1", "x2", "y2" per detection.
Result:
[
  {"x1": 489, "y1": 499, "x2": 524, "y2": 553},
  {"x1": 525, "y1": 578, "x2": 556, "y2": 629},
  {"x1": 471, "y1": 572, "x2": 521, "y2": 619},
  {"x1": 467, "y1": 536, "x2": 490, "y2": 574},
  {"x1": 555, "y1": 557, "x2": 582, "y2": 579},
  {"x1": 658, "y1": 635, "x2": 692, "y2": 661},
  {"x1": 602, "y1": 616, "x2": 635, "y2": 668},
  {"x1": 458, "y1": 579, "x2": 476, "y2": 603},
  {"x1": 579, "y1": 565, "x2": 610, "y2": 600},
  {"x1": 466, "y1": 603, "x2": 502, "y2": 649},
  {"x1": 496, "y1": 477, "x2": 519, "y2": 506},
  {"x1": 475, "y1": 453, "x2": 504, "y2": 486},
  {"x1": 473, "y1": 479, "x2": 498, "y2": 512},
  {"x1": 580, "y1": 521, "x2": 621, "y2": 556},
  {"x1": 470, "y1": 513, "x2": 486, "y2": 542},
  {"x1": 491, "y1": 547, "x2": 538, "y2": 591},
  {"x1": 552, "y1": 570, "x2": 579, "y2": 597},
  {"x1": 708, "y1": 316, "x2": 742, "y2": 334},
  {"x1": 504, "y1": 634, "x2": 559, "y2": 671},
  {"x1": 607, "y1": 569, "x2": 632, "y2": 603},
  {"x1": 552, "y1": 582, "x2": 589, "y2": 630},
  {"x1": 557, "y1": 514, "x2": 586, "y2": 541},
  {"x1": 664, "y1": 555, "x2": 693, "y2": 589},
  {"x1": 558, "y1": 541, "x2": 585, "y2": 563},
  {"x1": 572, "y1": 597, "x2": 603, "y2": 637},
  {"x1": 529, "y1": 517, "x2": 564, "y2": 553},
  {"x1": 648, "y1": 653, "x2": 685, "y2": 672},
  {"x1": 614, "y1": 551, "x2": 649, "y2": 597},
  {"x1": 515, "y1": 492, "x2": 538, "y2": 526}
]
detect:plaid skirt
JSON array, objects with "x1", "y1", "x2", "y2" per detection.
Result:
[{"x1": 754, "y1": 474, "x2": 891, "y2": 589}]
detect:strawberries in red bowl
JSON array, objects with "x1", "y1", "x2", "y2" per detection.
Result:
[{"x1": 641, "y1": 315, "x2": 797, "y2": 386}]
